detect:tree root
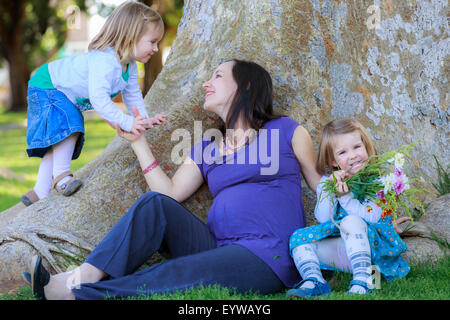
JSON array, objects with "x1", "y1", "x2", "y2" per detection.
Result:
[{"x1": 0, "y1": 226, "x2": 95, "y2": 273}]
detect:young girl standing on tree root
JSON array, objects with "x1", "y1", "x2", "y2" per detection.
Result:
[
  {"x1": 287, "y1": 118, "x2": 410, "y2": 298},
  {"x1": 21, "y1": 1, "x2": 166, "y2": 206}
]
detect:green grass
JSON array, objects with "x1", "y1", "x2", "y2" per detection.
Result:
[
  {"x1": 0, "y1": 106, "x2": 28, "y2": 127},
  {"x1": 143, "y1": 255, "x2": 450, "y2": 300},
  {"x1": 0, "y1": 109, "x2": 116, "y2": 212},
  {"x1": 432, "y1": 154, "x2": 450, "y2": 196},
  {"x1": 1, "y1": 255, "x2": 448, "y2": 300}
]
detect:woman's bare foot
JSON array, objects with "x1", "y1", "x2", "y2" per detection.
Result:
[{"x1": 43, "y1": 263, "x2": 107, "y2": 300}]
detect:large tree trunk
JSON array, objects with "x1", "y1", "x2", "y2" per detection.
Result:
[
  {"x1": 141, "y1": 0, "x2": 164, "y2": 95},
  {"x1": 1, "y1": 0, "x2": 28, "y2": 112},
  {"x1": 0, "y1": 0, "x2": 448, "y2": 295},
  {"x1": 143, "y1": 44, "x2": 163, "y2": 95},
  {"x1": 5, "y1": 40, "x2": 29, "y2": 112}
]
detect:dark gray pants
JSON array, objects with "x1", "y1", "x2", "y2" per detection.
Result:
[{"x1": 72, "y1": 192, "x2": 284, "y2": 299}]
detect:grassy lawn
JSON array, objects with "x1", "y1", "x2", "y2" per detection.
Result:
[
  {"x1": 136, "y1": 255, "x2": 450, "y2": 300},
  {"x1": 2, "y1": 254, "x2": 449, "y2": 300},
  {"x1": 138, "y1": 254, "x2": 450, "y2": 300},
  {"x1": 0, "y1": 107, "x2": 116, "y2": 212}
]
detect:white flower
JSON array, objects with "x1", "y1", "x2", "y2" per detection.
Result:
[
  {"x1": 390, "y1": 153, "x2": 405, "y2": 169},
  {"x1": 380, "y1": 173, "x2": 396, "y2": 193}
]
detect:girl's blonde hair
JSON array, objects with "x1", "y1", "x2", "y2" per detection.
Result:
[
  {"x1": 88, "y1": 1, "x2": 163, "y2": 62},
  {"x1": 316, "y1": 118, "x2": 376, "y2": 175}
]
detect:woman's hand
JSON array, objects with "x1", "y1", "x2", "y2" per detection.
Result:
[{"x1": 330, "y1": 170, "x2": 350, "y2": 197}]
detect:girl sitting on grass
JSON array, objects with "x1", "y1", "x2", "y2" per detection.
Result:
[{"x1": 287, "y1": 118, "x2": 410, "y2": 298}]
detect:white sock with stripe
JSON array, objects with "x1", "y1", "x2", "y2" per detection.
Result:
[
  {"x1": 292, "y1": 244, "x2": 326, "y2": 289},
  {"x1": 340, "y1": 215, "x2": 373, "y2": 294}
]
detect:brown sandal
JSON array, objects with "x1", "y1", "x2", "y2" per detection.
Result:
[
  {"x1": 21, "y1": 189, "x2": 40, "y2": 206},
  {"x1": 52, "y1": 171, "x2": 83, "y2": 196}
]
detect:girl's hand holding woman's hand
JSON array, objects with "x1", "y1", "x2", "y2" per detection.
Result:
[
  {"x1": 131, "y1": 114, "x2": 147, "y2": 136},
  {"x1": 106, "y1": 107, "x2": 167, "y2": 143},
  {"x1": 330, "y1": 170, "x2": 350, "y2": 197},
  {"x1": 114, "y1": 122, "x2": 143, "y2": 143},
  {"x1": 103, "y1": 106, "x2": 144, "y2": 142},
  {"x1": 119, "y1": 106, "x2": 147, "y2": 142}
]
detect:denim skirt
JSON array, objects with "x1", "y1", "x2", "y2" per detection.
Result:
[{"x1": 26, "y1": 86, "x2": 85, "y2": 159}]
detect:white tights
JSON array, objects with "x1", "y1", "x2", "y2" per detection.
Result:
[
  {"x1": 33, "y1": 133, "x2": 79, "y2": 199},
  {"x1": 292, "y1": 215, "x2": 373, "y2": 294}
]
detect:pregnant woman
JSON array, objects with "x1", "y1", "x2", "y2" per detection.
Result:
[{"x1": 27, "y1": 59, "x2": 321, "y2": 300}]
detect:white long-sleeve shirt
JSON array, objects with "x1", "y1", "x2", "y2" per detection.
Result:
[
  {"x1": 314, "y1": 176, "x2": 382, "y2": 224},
  {"x1": 33, "y1": 46, "x2": 149, "y2": 132}
]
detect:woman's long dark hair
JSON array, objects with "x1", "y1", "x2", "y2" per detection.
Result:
[{"x1": 221, "y1": 59, "x2": 282, "y2": 132}]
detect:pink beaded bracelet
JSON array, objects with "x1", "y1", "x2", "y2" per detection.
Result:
[{"x1": 143, "y1": 160, "x2": 159, "y2": 174}]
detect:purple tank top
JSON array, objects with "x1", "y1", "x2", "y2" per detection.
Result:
[{"x1": 189, "y1": 117, "x2": 305, "y2": 286}]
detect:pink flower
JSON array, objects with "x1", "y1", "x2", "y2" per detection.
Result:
[
  {"x1": 377, "y1": 190, "x2": 386, "y2": 200},
  {"x1": 393, "y1": 171, "x2": 410, "y2": 195},
  {"x1": 393, "y1": 180, "x2": 406, "y2": 195}
]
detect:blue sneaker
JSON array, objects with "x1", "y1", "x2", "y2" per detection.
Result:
[{"x1": 286, "y1": 278, "x2": 331, "y2": 299}]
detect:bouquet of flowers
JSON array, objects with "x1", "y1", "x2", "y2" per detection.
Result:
[{"x1": 322, "y1": 140, "x2": 427, "y2": 222}]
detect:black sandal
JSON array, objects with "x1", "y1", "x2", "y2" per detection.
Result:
[
  {"x1": 29, "y1": 255, "x2": 50, "y2": 300},
  {"x1": 22, "y1": 271, "x2": 31, "y2": 284}
]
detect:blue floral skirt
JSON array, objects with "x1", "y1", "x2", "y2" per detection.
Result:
[
  {"x1": 289, "y1": 205, "x2": 410, "y2": 281},
  {"x1": 26, "y1": 86, "x2": 85, "y2": 159}
]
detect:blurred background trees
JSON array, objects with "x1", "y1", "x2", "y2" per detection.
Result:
[
  {"x1": 0, "y1": 0, "x2": 88, "y2": 112},
  {"x1": 0, "y1": 0, "x2": 183, "y2": 112},
  {"x1": 140, "y1": 0, "x2": 183, "y2": 96}
]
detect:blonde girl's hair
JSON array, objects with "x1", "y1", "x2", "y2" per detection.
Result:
[
  {"x1": 316, "y1": 118, "x2": 376, "y2": 175},
  {"x1": 88, "y1": 1, "x2": 163, "y2": 62}
]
